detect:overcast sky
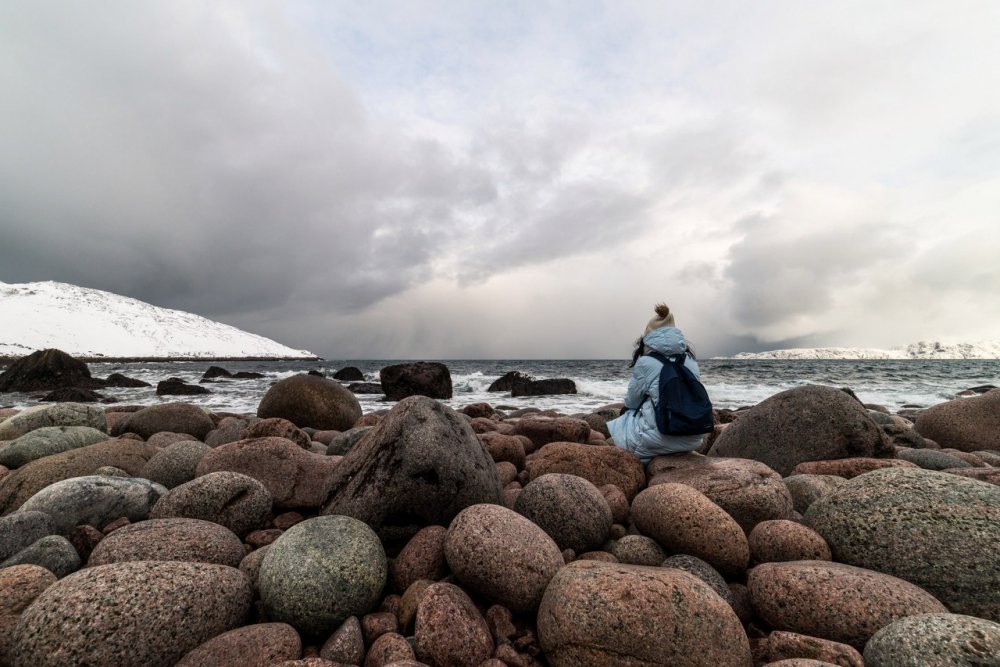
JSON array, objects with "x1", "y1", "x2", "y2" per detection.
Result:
[{"x1": 1, "y1": 1, "x2": 998, "y2": 359}]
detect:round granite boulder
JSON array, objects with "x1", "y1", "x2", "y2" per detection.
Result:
[
  {"x1": 19, "y1": 474, "x2": 166, "y2": 533},
  {"x1": 259, "y1": 515, "x2": 387, "y2": 639},
  {"x1": 525, "y1": 442, "x2": 646, "y2": 501},
  {"x1": 257, "y1": 374, "x2": 362, "y2": 431},
  {"x1": 150, "y1": 471, "x2": 272, "y2": 537},
  {"x1": 414, "y1": 582, "x2": 493, "y2": 667},
  {"x1": 895, "y1": 448, "x2": 974, "y2": 471},
  {"x1": 87, "y1": 518, "x2": 245, "y2": 567},
  {"x1": 604, "y1": 534, "x2": 666, "y2": 566},
  {"x1": 748, "y1": 560, "x2": 947, "y2": 649},
  {"x1": 0, "y1": 564, "x2": 57, "y2": 615},
  {"x1": 804, "y1": 467, "x2": 1000, "y2": 621},
  {"x1": 915, "y1": 391, "x2": 1000, "y2": 452},
  {"x1": 782, "y1": 475, "x2": 846, "y2": 514},
  {"x1": 513, "y1": 473, "x2": 612, "y2": 553},
  {"x1": 140, "y1": 440, "x2": 213, "y2": 489},
  {"x1": 661, "y1": 554, "x2": 733, "y2": 606},
  {"x1": 176, "y1": 622, "x2": 303, "y2": 667},
  {"x1": 708, "y1": 385, "x2": 893, "y2": 476},
  {"x1": 0, "y1": 534, "x2": 81, "y2": 578},
  {"x1": 10, "y1": 561, "x2": 253, "y2": 667},
  {"x1": 390, "y1": 525, "x2": 449, "y2": 593},
  {"x1": 443, "y1": 503, "x2": 563, "y2": 612},
  {"x1": 113, "y1": 402, "x2": 215, "y2": 440},
  {"x1": 862, "y1": 613, "x2": 1000, "y2": 666},
  {"x1": 749, "y1": 520, "x2": 832, "y2": 563},
  {"x1": 0, "y1": 426, "x2": 109, "y2": 469},
  {"x1": 0, "y1": 402, "x2": 107, "y2": 441},
  {"x1": 0, "y1": 510, "x2": 56, "y2": 561},
  {"x1": 538, "y1": 560, "x2": 752, "y2": 666}
]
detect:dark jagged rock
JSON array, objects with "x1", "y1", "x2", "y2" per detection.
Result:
[
  {"x1": 347, "y1": 382, "x2": 383, "y2": 395},
  {"x1": 379, "y1": 363, "x2": 453, "y2": 400},
  {"x1": 334, "y1": 367, "x2": 365, "y2": 382},
  {"x1": 232, "y1": 371, "x2": 264, "y2": 379},
  {"x1": 487, "y1": 371, "x2": 532, "y2": 392},
  {"x1": 202, "y1": 366, "x2": 233, "y2": 380},
  {"x1": 40, "y1": 387, "x2": 108, "y2": 403},
  {"x1": 0, "y1": 349, "x2": 99, "y2": 393},
  {"x1": 157, "y1": 378, "x2": 211, "y2": 396},
  {"x1": 511, "y1": 377, "x2": 577, "y2": 397},
  {"x1": 102, "y1": 373, "x2": 151, "y2": 388}
]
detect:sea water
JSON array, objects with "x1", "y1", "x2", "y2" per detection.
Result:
[{"x1": 3, "y1": 358, "x2": 997, "y2": 416}]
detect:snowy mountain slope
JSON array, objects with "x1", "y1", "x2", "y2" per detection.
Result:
[
  {"x1": 0, "y1": 281, "x2": 316, "y2": 359},
  {"x1": 729, "y1": 340, "x2": 1000, "y2": 360}
]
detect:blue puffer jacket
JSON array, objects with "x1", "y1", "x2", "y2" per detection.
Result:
[{"x1": 607, "y1": 326, "x2": 707, "y2": 463}]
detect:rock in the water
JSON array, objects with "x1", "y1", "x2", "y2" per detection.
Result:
[
  {"x1": 631, "y1": 482, "x2": 750, "y2": 577},
  {"x1": 487, "y1": 371, "x2": 532, "y2": 392},
  {"x1": 157, "y1": 378, "x2": 211, "y2": 395},
  {"x1": 87, "y1": 517, "x2": 245, "y2": 567},
  {"x1": 103, "y1": 373, "x2": 152, "y2": 388},
  {"x1": 538, "y1": 560, "x2": 752, "y2": 666},
  {"x1": 526, "y1": 441, "x2": 646, "y2": 501},
  {"x1": 748, "y1": 560, "x2": 947, "y2": 649},
  {"x1": 783, "y1": 474, "x2": 846, "y2": 514},
  {"x1": 201, "y1": 366, "x2": 234, "y2": 380},
  {"x1": 321, "y1": 396, "x2": 502, "y2": 545},
  {"x1": 862, "y1": 612, "x2": 1000, "y2": 667},
  {"x1": 0, "y1": 564, "x2": 57, "y2": 615},
  {"x1": 259, "y1": 515, "x2": 387, "y2": 639},
  {"x1": 176, "y1": 622, "x2": 302, "y2": 667},
  {"x1": 804, "y1": 467, "x2": 1000, "y2": 622},
  {"x1": 915, "y1": 390, "x2": 1000, "y2": 452},
  {"x1": 346, "y1": 382, "x2": 383, "y2": 394},
  {"x1": 379, "y1": 362, "x2": 453, "y2": 400},
  {"x1": 1, "y1": 534, "x2": 81, "y2": 578},
  {"x1": 511, "y1": 377, "x2": 577, "y2": 397},
  {"x1": 140, "y1": 439, "x2": 213, "y2": 489},
  {"x1": 150, "y1": 471, "x2": 272, "y2": 537},
  {"x1": 443, "y1": 503, "x2": 563, "y2": 613},
  {"x1": 0, "y1": 402, "x2": 107, "y2": 441},
  {"x1": 0, "y1": 426, "x2": 109, "y2": 469},
  {"x1": 414, "y1": 582, "x2": 494, "y2": 666},
  {"x1": 648, "y1": 457, "x2": 793, "y2": 533},
  {"x1": 708, "y1": 385, "x2": 893, "y2": 476},
  {"x1": 39, "y1": 386, "x2": 108, "y2": 402},
  {"x1": 0, "y1": 510, "x2": 56, "y2": 560},
  {"x1": 10, "y1": 561, "x2": 252, "y2": 667},
  {"x1": 257, "y1": 374, "x2": 362, "y2": 430},
  {"x1": 748, "y1": 520, "x2": 832, "y2": 563},
  {"x1": 333, "y1": 366, "x2": 365, "y2": 381},
  {"x1": 197, "y1": 437, "x2": 339, "y2": 510},
  {"x1": 19, "y1": 474, "x2": 166, "y2": 533},
  {"x1": 0, "y1": 348, "x2": 97, "y2": 393},
  {"x1": 113, "y1": 402, "x2": 215, "y2": 440},
  {"x1": 513, "y1": 473, "x2": 612, "y2": 553}
]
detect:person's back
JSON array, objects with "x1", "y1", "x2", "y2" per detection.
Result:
[{"x1": 607, "y1": 304, "x2": 708, "y2": 463}]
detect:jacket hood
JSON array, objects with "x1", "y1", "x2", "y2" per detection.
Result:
[{"x1": 642, "y1": 326, "x2": 688, "y2": 356}]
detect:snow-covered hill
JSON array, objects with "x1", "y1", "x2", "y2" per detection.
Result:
[
  {"x1": 0, "y1": 281, "x2": 317, "y2": 359},
  {"x1": 729, "y1": 340, "x2": 1000, "y2": 360}
]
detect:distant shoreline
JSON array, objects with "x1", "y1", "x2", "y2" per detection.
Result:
[{"x1": 0, "y1": 355, "x2": 321, "y2": 364}]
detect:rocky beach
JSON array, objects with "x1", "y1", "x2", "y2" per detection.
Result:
[{"x1": 1, "y1": 349, "x2": 999, "y2": 666}]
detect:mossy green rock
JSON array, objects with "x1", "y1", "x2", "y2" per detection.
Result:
[
  {"x1": 805, "y1": 468, "x2": 1000, "y2": 621},
  {"x1": 863, "y1": 613, "x2": 1000, "y2": 666},
  {"x1": 0, "y1": 426, "x2": 109, "y2": 468},
  {"x1": 0, "y1": 403, "x2": 107, "y2": 441},
  {"x1": 259, "y1": 515, "x2": 386, "y2": 639}
]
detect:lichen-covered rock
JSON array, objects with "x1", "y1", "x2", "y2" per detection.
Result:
[
  {"x1": 708, "y1": 386, "x2": 893, "y2": 476},
  {"x1": 603, "y1": 534, "x2": 666, "y2": 566},
  {"x1": 259, "y1": 515, "x2": 387, "y2": 639},
  {"x1": 0, "y1": 510, "x2": 55, "y2": 560},
  {"x1": 257, "y1": 374, "x2": 362, "y2": 430},
  {"x1": 513, "y1": 473, "x2": 612, "y2": 553},
  {"x1": 0, "y1": 426, "x2": 109, "y2": 469},
  {"x1": 0, "y1": 402, "x2": 107, "y2": 441},
  {"x1": 0, "y1": 534, "x2": 81, "y2": 578},
  {"x1": 150, "y1": 471, "x2": 272, "y2": 537},
  {"x1": 322, "y1": 397, "x2": 502, "y2": 545},
  {"x1": 895, "y1": 448, "x2": 973, "y2": 471},
  {"x1": 19, "y1": 475, "x2": 166, "y2": 533},
  {"x1": 538, "y1": 560, "x2": 752, "y2": 666},
  {"x1": 140, "y1": 440, "x2": 212, "y2": 489},
  {"x1": 783, "y1": 475, "x2": 846, "y2": 514},
  {"x1": 914, "y1": 391, "x2": 1000, "y2": 452},
  {"x1": 10, "y1": 561, "x2": 253, "y2": 667},
  {"x1": 804, "y1": 467, "x2": 1000, "y2": 621},
  {"x1": 662, "y1": 554, "x2": 734, "y2": 606},
  {"x1": 87, "y1": 517, "x2": 245, "y2": 567},
  {"x1": 862, "y1": 613, "x2": 1000, "y2": 667}
]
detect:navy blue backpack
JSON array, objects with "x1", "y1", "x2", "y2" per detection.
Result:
[{"x1": 645, "y1": 350, "x2": 715, "y2": 436}]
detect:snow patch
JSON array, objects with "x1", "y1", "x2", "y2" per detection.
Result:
[{"x1": 726, "y1": 340, "x2": 1000, "y2": 360}]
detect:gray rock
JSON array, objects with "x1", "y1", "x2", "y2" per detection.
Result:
[
  {"x1": 0, "y1": 510, "x2": 56, "y2": 560},
  {"x1": 325, "y1": 427, "x2": 373, "y2": 456},
  {"x1": 0, "y1": 403, "x2": 107, "y2": 441},
  {"x1": 895, "y1": 448, "x2": 973, "y2": 471},
  {"x1": 863, "y1": 612, "x2": 1000, "y2": 666},
  {"x1": 380, "y1": 362, "x2": 452, "y2": 400},
  {"x1": 150, "y1": 471, "x2": 272, "y2": 537},
  {"x1": 805, "y1": 467, "x2": 1000, "y2": 622},
  {"x1": 19, "y1": 475, "x2": 167, "y2": 534},
  {"x1": 321, "y1": 396, "x2": 503, "y2": 546},
  {"x1": 260, "y1": 515, "x2": 387, "y2": 639},
  {"x1": 113, "y1": 402, "x2": 215, "y2": 440},
  {"x1": 783, "y1": 474, "x2": 846, "y2": 514},
  {"x1": 0, "y1": 426, "x2": 109, "y2": 469},
  {"x1": 1, "y1": 535, "x2": 81, "y2": 578},
  {"x1": 140, "y1": 440, "x2": 212, "y2": 489},
  {"x1": 662, "y1": 554, "x2": 734, "y2": 606},
  {"x1": 604, "y1": 534, "x2": 667, "y2": 566},
  {"x1": 513, "y1": 473, "x2": 612, "y2": 553},
  {"x1": 257, "y1": 374, "x2": 362, "y2": 431}
]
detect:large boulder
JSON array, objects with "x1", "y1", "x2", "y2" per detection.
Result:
[
  {"x1": 0, "y1": 402, "x2": 107, "y2": 441},
  {"x1": 513, "y1": 473, "x2": 612, "y2": 553},
  {"x1": 648, "y1": 457, "x2": 793, "y2": 533},
  {"x1": 259, "y1": 515, "x2": 387, "y2": 640},
  {"x1": 0, "y1": 349, "x2": 97, "y2": 393},
  {"x1": 18, "y1": 475, "x2": 167, "y2": 533},
  {"x1": 10, "y1": 561, "x2": 253, "y2": 667},
  {"x1": 196, "y1": 437, "x2": 339, "y2": 510},
  {"x1": 511, "y1": 377, "x2": 577, "y2": 397},
  {"x1": 0, "y1": 426, "x2": 109, "y2": 468},
  {"x1": 804, "y1": 467, "x2": 1000, "y2": 621},
  {"x1": 487, "y1": 371, "x2": 531, "y2": 392},
  {"x1": 708, "y1": 385, "x2": 893, "y2": 476},
  {"x1": 113, "y1": 402, "x2": 215, "y2": 440},
  {"x1": 863, "y1": 613, "x2": 1000, "y2": 666},
  {"x1": 526, "y1": 442, "x2": 646, "y2": 501},
  {"x1": 748, "y1": 560, "x2": 947, "y2": 650},
  {"x1": 87, "y1": 517, "x2": 245, "y2": 567},
  {"x1": 257, "y1": 374, "x2": 362, "y2": 430},
  {"x1": 176, "y1": 623, "x2": 303, "y2": 667},
  {"x1": 914, "y1": 391, "x2": 1000, "y2": 452},
  {"x1": 150, "y1": 471, "x2": 272, "y2": 537},
  {"x1": 379, "y1": 362, "x2": 452, "y2": 400},
  {"x1": 0, "y1": 438, "x2": 158, "y2": 515},
  {"x1": 321, "y1": 396, "x2": 502, "y2": 545},
  {"x1": 333, "y1": 366, "x2": 365, "y2": 381},
  {"x1": 538, "y1": 560, "x2": 752, "y2": 666}
]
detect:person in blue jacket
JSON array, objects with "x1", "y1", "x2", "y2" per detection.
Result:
[{"x1": 607, "y1": 303, "x2": 707, "y2": 463}]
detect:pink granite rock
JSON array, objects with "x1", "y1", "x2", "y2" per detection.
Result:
[
  {"x1": 87, "y1": 517, "x2": 245, "y2": 567},
  {"x1": 365, "y1": 632, "x2": 415, "y2": 667},
  {"x1": 390, "y1": 525, "x2": 449, "y2": 593},
  {"x1": 790, "y1": 458, "x2": 917, "y2": 478},
  {"x1": 319, "y1": 615, "x2": 364, "y2": 665},
  {"x1": 915, "y1": 390, "x2": 1000, "y2": 452},
  {"x1": 753, "y1": 631, "x2": 863, "y2": 667},
  {"x1": 509, "y1": 417, "x2": 591, "y2": 450},
  {"x1": 0, "y1": 564, "x2": 56, "y2": 615},
  {"x1": 748, "y1": 520, "x2": 832, "y2": 564},
  {"x1": 526, "y1": 442, "x2": 645, "y2": 500},
  {"x1": 176, "y1": 622, "x2": 302, "y2": 666},
  {"x1": 414, "y1": 582, "x2": 493, "y2": 667}
]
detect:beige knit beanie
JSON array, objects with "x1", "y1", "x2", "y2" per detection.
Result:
[{"x1": 644, "y1": 303, "x2": 675, "y2": 334}]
